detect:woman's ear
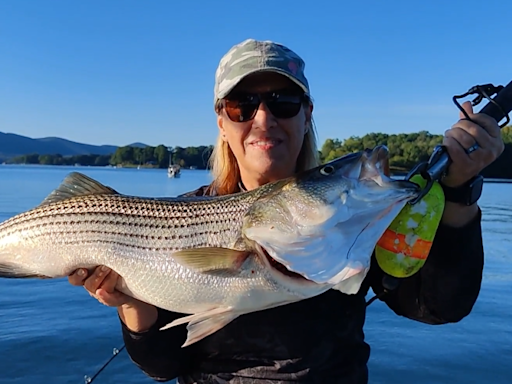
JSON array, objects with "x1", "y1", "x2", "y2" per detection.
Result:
[
  {"x1": 305, "y1": 102, "x2": 313, "y2": 124},
  {"x1": 217, "y1": 114, "x2": 228, "y2": 141},
  {"x1": 304, "y1": 103, "x2": 313, "y2": 134}
]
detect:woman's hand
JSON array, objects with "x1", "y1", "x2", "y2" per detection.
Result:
[
  {"x1": 442, "y1": 101, "x2": 504, "y2": 188},
  {"x1": 68, "y1": 266, "x2": 158, "y2": 332},
  {"x1": 68, "y1": 266, "x2": 131, "y2": 306},
  {"x1": 440, "y1": 100, "x2": 504, "y2": 227}
]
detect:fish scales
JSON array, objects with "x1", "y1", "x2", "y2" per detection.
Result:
[
  {"x1": 0, "y1": 193, "x2": 292, "y2": 311},
  {"x1": 0, "y1": 189, "x2": 296, "y2": 318},
  {"x1": 0, "y1": 193, "x2": 263, "y2": 252}
]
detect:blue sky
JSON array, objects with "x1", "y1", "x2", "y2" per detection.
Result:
[{"x1": 1, "y1": 0, "x2": 510, "y2": 148}]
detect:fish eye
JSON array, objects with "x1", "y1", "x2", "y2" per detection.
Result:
[{"x1": 320, "y1": 165, "x2": 335, "y2": 176}]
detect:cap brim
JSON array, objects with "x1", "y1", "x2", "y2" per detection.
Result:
[{"x1": 216, "y1": 67, "x2": 309, "y2": 101}]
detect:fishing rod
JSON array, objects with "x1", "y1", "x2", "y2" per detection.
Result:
[
  {"x1": 407, "y1": 80, "x2": 512, "y2": 204},
  {"x1": 82, "y1": 345, "x2": 125, "y2": 384}
]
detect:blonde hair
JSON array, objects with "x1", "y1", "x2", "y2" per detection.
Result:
[{"x1": 207, "y1": 99, "x2": 320, "y2": 196}]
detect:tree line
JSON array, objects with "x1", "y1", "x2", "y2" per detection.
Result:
[
  {"x1": 320, "y1": 126, "x2": 512, "y2": 178},
  {"x1": 8, "y1": 145, "x2": 214, "y2": 170},
  {"x1": 6, "y1": 126, "x2": 512, "y2": 178}
]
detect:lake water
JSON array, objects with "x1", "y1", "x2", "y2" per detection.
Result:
[{"x1": 0, "y1": 164, "x2": 511, "y2": 384}]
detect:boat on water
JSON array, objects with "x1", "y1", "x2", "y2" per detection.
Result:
[
  {"x1": 168, "y1": 164, "x2": 180, "y2": 178},
  {"x1": 167, "y1": 151, "x2": 181, "y2": 178}
]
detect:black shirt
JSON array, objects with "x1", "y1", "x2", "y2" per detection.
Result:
[{"x1": 120, "y1": 184, "x2": 484, "y2": 383}]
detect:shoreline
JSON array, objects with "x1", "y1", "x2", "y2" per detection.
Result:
[{"x1": 1, "y1": 163, "x2": 511, "y2": 182}]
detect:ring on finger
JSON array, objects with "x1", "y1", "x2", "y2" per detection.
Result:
[{"x1": 465, "y1": 143, "x2": 480, "y2": 154}]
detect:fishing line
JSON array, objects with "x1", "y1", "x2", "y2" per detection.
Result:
[{"x1": 82, "y1": 344, "x2": 126, "y2": 384}]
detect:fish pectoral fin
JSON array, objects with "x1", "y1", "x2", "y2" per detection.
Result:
[
  {"x1": 39, "y1": 172, "x2": 119, "y2": 206},
  {"x1": 0, "y1": 262, "x2": 51, "y2": 279},
  {"x1": 172, "y1": 247, "x2": 250, "y2": 273},
  {"x1": 331, "y1": 267, "x2": 370, "y2": 295},
  {"x1": 160, "y1": 306, "x2": 239, "y2": 348}
]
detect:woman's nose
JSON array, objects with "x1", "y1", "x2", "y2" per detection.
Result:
[{"x1": 252, "y1": 101, "x2": 277, "y2": 129}]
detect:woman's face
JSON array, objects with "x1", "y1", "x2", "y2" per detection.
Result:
[{"x1": 217, "y1": 72, "x2": 312, "y2": 190}]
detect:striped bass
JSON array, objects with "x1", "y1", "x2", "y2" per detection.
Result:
[{"x1": 0, "y1": 145, "x2": 420, "y2": 347}]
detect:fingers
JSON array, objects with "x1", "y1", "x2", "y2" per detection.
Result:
[
  {"x1": 67, "y1": 266, "x2": 128, "y2": 307},
  {"x1": 98, "y1": 269, "x2": 120, "y2": 294},
  {"x1": 447, "y1": 118, "x2": 494, "y2": 151},
  {"x1": 95, "y1": 271, "x2": 131, "y2": 307},
  {"x1": 449, "y1": 99, "x2": 503, "y2": 158},
  {"x1": 83, "y1": 266, "x2": 112, "y2": 293},
  {"x1": 442, "y1": 136, "x2": 470, "y2": 167},
  {"x1": 68, "y1": 266, "x2": 116, "y2": 294},
  {"x1": 441, "y1": 101, "x2": 504, "y2": 188},
  {"x1": 458, "y1": 100, "x2": 501, "y2": 139},
  {"x1": 68, "y1": 268, "x2": 88, "y2": 286},
  {"x1": 459, "y1": 100, "x2": 474, "y2": 119},
  {"x1": 96, "y1": 289, "x2": 130, "y2": 307},
  {"x1": 444, "y1": 127, "x2": 478, "y2": 151}
]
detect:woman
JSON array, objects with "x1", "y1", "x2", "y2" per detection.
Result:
[{"x1": 69, "y1": 39, "x2": 504, "y2": 383}]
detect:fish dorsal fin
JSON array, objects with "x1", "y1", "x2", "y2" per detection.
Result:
[{"x1": 39, "y1": 172, "x2": 119, "y2": 206}]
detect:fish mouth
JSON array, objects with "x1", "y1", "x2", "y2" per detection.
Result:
[
  {"x1": 359, "y1": 145, "x2": 392, "y2": 181},
  {"x1": 370, "y1": 145, "x2": 390, "y2": 175},
  {"x1": 259, "y1": 246, "x2": 311, "y2": 281},
  {"x1": 359, "y1": 145, "x2": 420, "y2": 191}
]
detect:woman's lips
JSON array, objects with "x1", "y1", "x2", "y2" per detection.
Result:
[{"x1": 248, "y1": 138, "x2": 283, "y2": 150}]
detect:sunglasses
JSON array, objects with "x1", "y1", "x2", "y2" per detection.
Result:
[{"x1": 220, "y1": 90, "x2": 306, "y2": 123}]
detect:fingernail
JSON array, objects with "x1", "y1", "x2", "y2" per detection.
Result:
[
  {"x1": 101, "y1": 266, "x2": 108, "y2": 272},
  {"x1": 77, "y1": 269, "x2": 86, "y2": 276}
]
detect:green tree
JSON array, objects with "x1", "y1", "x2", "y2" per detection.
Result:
[
  {"x1": 38, "y1": 154, "x2": 54, "y2": 165},
  {"x1": 110, "y1": 146, "x2": 135, "y2": 165},
  {"x1": 154, "y1": 145, "x2": 169, "y2": 168}
]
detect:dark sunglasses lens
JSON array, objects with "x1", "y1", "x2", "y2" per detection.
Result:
[
  {"x1": 224, "y1": 98, "x2": 259, "y2": 122},
  {"x1": 223, "y1": 93, "x2": 304, "y2": 122},
  {"x1": 267, "y1": 98, "x2": 302, "y2": 119}
]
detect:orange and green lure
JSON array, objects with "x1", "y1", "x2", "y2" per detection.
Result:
[{"x1": 375, "y1": 174, "x2": 445, "y2": 278}]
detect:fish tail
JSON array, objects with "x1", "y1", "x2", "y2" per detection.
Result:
[{"x1": 0, "y1": 258, "x2": 52, "y2": 279}]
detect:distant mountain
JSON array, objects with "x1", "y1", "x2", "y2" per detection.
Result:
[
  {"x1": 0, "y1": 131, "x2": 149, "y2": 162},
  {"x1": 126, "y1": 142, "x2": 149, "y2": 148}
]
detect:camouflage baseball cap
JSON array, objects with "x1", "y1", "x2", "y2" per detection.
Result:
[{"x1": 214, "y1": 39, "x2": 310, "y2": 106}]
